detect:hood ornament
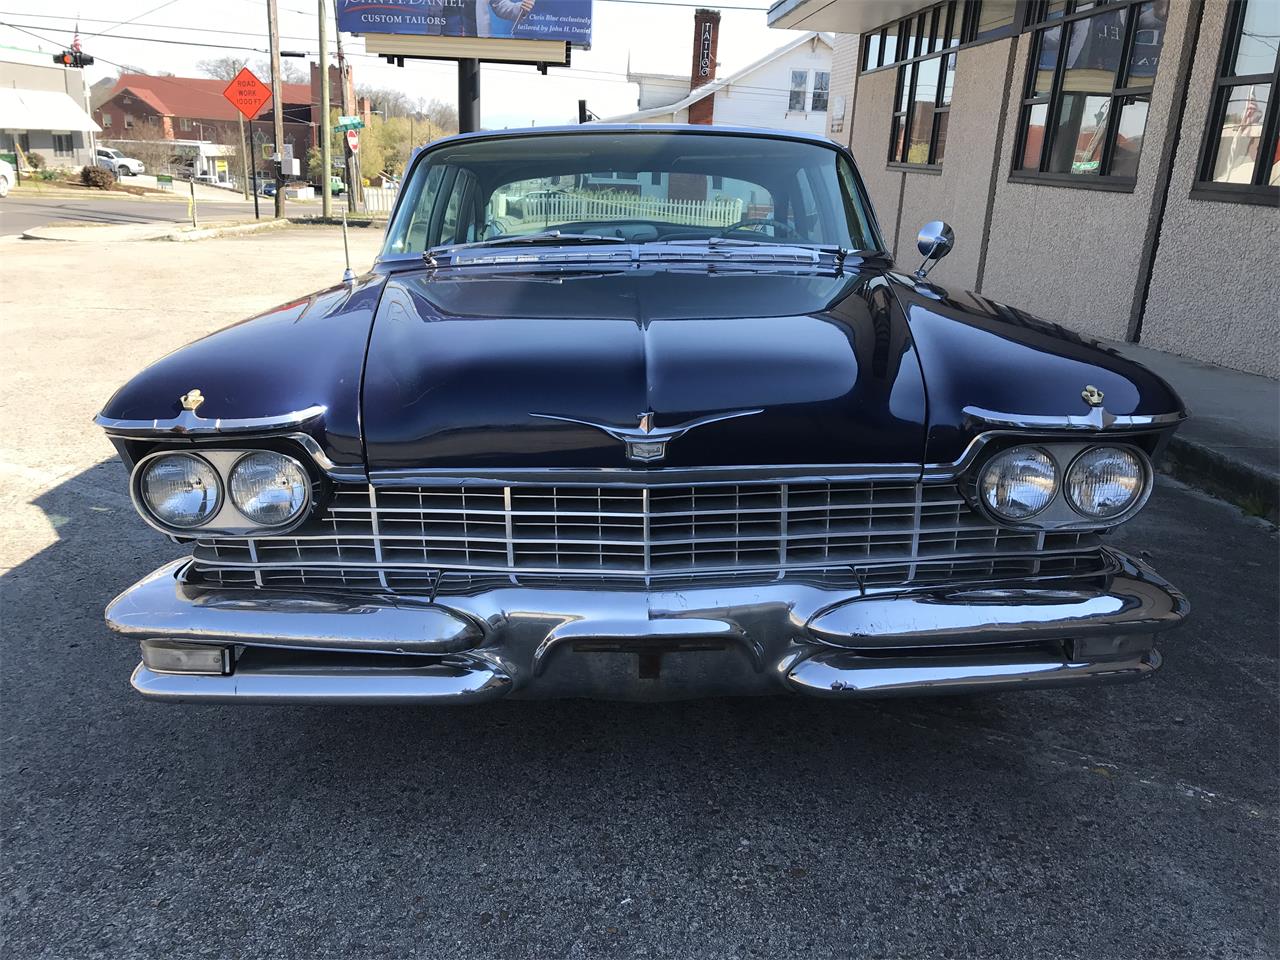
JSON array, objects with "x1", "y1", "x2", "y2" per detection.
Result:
[
  {"x1": 1081, "y1": 385, "x2": 1105, "y2": 408},
  {"x1": 531, "y1": 408, "x2": 764, "y2": 463},
  {"x1": 180, "y1": 389, "x2": 205, "y2": 412}
]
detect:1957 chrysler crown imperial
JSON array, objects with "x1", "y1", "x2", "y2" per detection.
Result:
[{"x1": 96, "y1": 125, "x2": 1188, "y2": 703}]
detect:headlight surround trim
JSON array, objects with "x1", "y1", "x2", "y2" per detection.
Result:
[
  {"x1": 228, "y1": 450, "x2": 311, "y2": 528},
  {"x1": 1064, "y1": 445, "x2": 1152, "y2": 521},
  {"x1": 133, "y1": 452, "x2": 224, "y2": 531},
  {"x1": 976, "y1": 444, "x2": 1059, "y2": 522}
]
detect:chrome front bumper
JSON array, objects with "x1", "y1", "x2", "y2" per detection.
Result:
[{"x1": 106, "y1": 550, "x2": 1187, "y2": 703}]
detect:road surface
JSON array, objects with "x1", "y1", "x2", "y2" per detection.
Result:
[{"x1": 0, "y1": 194, "x2": 292, "y2": 237}]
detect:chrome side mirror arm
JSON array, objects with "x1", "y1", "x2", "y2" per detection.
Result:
[{"x1": 913, "y1": 220, "x2": 955, "y2": 280}]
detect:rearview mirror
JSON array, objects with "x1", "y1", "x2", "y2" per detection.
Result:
[{"x1": 914, "y1": 221, "x2": 954, "y2": 280}]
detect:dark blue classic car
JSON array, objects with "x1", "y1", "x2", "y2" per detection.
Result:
[{"x1": 96, "y1": 125, "x2": 1188, "y2": 704}]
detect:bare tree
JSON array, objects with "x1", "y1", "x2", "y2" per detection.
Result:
[{"x1": 197, "y1": 57, "x2": 306, "y2": 85}]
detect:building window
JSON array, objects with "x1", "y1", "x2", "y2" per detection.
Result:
[
  {"x1": 102, "y1": 113, "x2": 112, "y2": 128},
  {"x1": 52, "y1": 133, "x2": 73, "y2": 157},
  {"x1": 124, "y1": 113, "x2": 134, "y2": 129},
  {"x1": 180, "y1": 117, "x2": 193, "y2": 131},
  {"x1": 890, "y1": 52, "x2": 956, "y2": 166},
  {"x1": 861, "y1": 0, "x2": 1017, "y2": 73},
  {"x1": 1014, "y1": 0, "x2": 1166, "y2": 184},
  {"x1": 812, "y1": 71, "x2": 830, "y2": 111},
  {"x1": 789, "y1": 70, "x2": 808, "y2": 111},
  {"x1": 1196, "y1": 0, "x2": 1280, "y2": 201}
]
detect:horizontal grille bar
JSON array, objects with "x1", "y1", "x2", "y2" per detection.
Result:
[{"x1": 191, "y1": 480, "x2": 1097, "y2": 585}]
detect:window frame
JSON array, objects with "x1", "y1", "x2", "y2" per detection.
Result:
[
  {"x1": 52, "y1": 132, "x2": 73, "y2": 157},
  {"x1": 889, "y1": 51, "x2": 956, "y2": 170},
  {"x1": 811, "y1": 70, "x2": 831, "y2": 112},
  {"x1": 788, "y1": 69, "x2": 809, "y2": 112},
  {"x1": 1192, "y1": 0, "x2": 1280, "y2": 205},
  {"x1": 860, "y1": 0, "x2": 1023, "y2": 74},
  {"x1": 1011, "y1": 0, "x2": 1160, "y2": 191}
]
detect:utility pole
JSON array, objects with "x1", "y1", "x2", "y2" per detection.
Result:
[
  {"x1": 333, "y1": 2, "x2": 357, "y2": 212},
  {"x1": 237, "y1": 114, "x2": 250, "y2": 200},
  {"x1": 318, "y1": 0, "x2": 332, "y2": 218},
  {"x1": 267, "y1": 0, "x2": 286, "y2": 219}
]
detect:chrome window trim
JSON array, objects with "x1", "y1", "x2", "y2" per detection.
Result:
[{"x1": 94, "y1": 404, "x2": 327, "y2": 438}]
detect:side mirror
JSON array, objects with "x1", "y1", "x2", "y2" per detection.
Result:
[{"x1": 914, "y1": 220, "x2": 955, "y2": 280}]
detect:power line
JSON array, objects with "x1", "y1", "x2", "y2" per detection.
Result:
[{"x1": 0, "y1": 20, "x2": 269, "y2": 53}]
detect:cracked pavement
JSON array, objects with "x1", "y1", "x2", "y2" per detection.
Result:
[{"x1": 1, "y1": 229, "x2": 1276, "y2": 959}]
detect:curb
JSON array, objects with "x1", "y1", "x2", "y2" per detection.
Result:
[
  {"x1": 1159, "y1": 435, "x2": 1279, "y2": 524},
  {"x1": 164, "y1": 219, "x2": 289, "y2": 242}
]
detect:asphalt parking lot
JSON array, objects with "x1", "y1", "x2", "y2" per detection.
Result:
[{"x1": 1, "y1": 229, "x2": 1276, "y2": 959}]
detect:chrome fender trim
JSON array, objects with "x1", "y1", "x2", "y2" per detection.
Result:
[
  {"x1": 786, "y1": 649, "x2": 1161, "y2": 698},
  {"x1": 106, "y1": 560, "x2": 479, "y2": 655}
]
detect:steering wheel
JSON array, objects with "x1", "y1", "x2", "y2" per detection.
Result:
[{"x1": 719, "y1": 217, "x2": 802, "y2": 240}]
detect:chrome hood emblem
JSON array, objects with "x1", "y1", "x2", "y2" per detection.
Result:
[{"x1": 531, "y1": 408, "x2": 764, "y2": 463}]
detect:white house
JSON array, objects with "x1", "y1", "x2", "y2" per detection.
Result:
[{"x1": 604, "y1": 16, "x2": 834, "y2": 134}]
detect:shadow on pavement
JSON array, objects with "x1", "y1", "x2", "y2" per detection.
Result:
[{"x1": 2, "y1": 462, "x2": 1275, "y2": 959}]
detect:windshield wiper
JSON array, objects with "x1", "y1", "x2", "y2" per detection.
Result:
[{"x1": 427, "y1": 231, "x2": 629, "y2": 259}]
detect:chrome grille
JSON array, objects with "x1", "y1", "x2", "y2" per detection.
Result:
[{"x1": 192, "y1": 480, "x2": 1098, "y2": 588}]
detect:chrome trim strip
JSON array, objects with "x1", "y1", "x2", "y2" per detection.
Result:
[
  {"x1": 369, "y1": 464, "x2": 923, "y2": 487},
  {"x1": 962, "y1": 405, "x2": 1186, "y2": 432},
  {"x1": 366, "y1": 484, "x2": 390, "y2": 590},
  {"x1": 106, "y1": 560, "x2": 477, "y2": 655},
  {"x1": 785, "y1": 649, "x2": 1161, "y2": 698},
  {"x1": 95, "y1": 404, "x2": 327, "y2": 437},
  {"x1": 130, "y1": 658, "x2": 511, "y2": 704}
]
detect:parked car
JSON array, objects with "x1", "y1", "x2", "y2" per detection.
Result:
[
  {"x1": 95, "y1": 125, "x2": 1188, "y2": 705},
  {"x1": 0, "y1": 158, "x2": 12, "y2": 197},
  {"x1": 96, "y1": 146, "x2": 144, "y2": 176}
]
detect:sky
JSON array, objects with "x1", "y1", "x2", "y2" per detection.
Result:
[{"x1": 0, "y1": 0, "x2": 812, "y2": 129}]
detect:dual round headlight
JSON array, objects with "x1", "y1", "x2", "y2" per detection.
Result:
[
  {"x1": 137, "y1": 451, "x2": 309, "y2": 530},
  {"x1": 978, "y1": 444, "x2": 1146, "y2": 524}
]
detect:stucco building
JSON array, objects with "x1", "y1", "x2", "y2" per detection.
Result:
[
  {"x1": 0, "y1": 58, "x2": 99, "y2": 170},
  {"x1": 768, "y1": 0, "x2": 1278, "y2": 378}
]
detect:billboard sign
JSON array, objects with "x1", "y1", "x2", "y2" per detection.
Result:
[{"x1": 337, "y1": 0, "x2": 591, "y2": 46}]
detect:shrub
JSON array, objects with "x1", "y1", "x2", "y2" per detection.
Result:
[
  {"x1": 80, "y1": 165, "x2": 115, "y2": 190},
  {"x1": 27, "y1": 151, "x2": 46, "y2": 170}
]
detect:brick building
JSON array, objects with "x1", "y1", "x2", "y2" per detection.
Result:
[{"x1": 92, "y1": 64, "x2": 369, "y2": 171}]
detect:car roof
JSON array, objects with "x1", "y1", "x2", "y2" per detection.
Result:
[{"x1": 426, "y1": 123, "x2": 842, "y2": 151}]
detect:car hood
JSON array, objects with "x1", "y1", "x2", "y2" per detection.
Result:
[{"x1": 361, "y1": 265, "x2": 929, "y2": 472}]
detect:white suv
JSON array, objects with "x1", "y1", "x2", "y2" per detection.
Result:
[
  {"x1": 96, "y1": 147, "x2": 145, "y2": 176},
  {"x1": 0, "y1": 157, "x2": 13, "y2": 197}
]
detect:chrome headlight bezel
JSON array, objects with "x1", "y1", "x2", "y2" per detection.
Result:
[
  {"x1": 967, "y1": 440, "x2": 1153, "y2": 531},
  {"x1": 1064, "y1": 444, "x2": 1153, "y2": 523},
  {"x1": 129, "y1": 447, "x2": 320, "y2": 536},
  {"x1": 131, "y1": 452, "x2": 223, "y2": 531},
  {"x1": 976, "y1": 444, "x2": 1059, "y2": 522},
  {"x1": 228, "y1": 450, "x2": 312, "y2": 528}
]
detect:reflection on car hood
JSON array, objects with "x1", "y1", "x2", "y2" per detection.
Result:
[{"x1": 361, "y1": 265, "x2": 929, "y2": 471}]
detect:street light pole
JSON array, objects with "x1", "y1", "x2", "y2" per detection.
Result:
[
  {"x1": 318, "y1": 0, "x2": 332, "y2": 219},
  {"x1": 267, "y1": 0, "x2": 286, "y2": 219}
]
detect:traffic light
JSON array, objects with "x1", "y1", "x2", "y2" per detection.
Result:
[{"x1": 52, "y1": 50, "x2": 94, "y2": 68}]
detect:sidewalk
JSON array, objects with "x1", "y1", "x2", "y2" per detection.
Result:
[{"x1": 1113, "y1": 341, "x2": 1279, "y2": 522}]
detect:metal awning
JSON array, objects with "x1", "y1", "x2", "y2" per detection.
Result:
[
  {"x1": 0, "y1": 88, "x2": 101, "y2": 133},
  {"x1": 767, "y1": 0, "x2": 931, "y2": 34}
]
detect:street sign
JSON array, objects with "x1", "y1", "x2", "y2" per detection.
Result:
[
  {"x1": 336, "y1": 116, "x2": 364, "y2": 131},
  {"x1": 222, "y1": 67, "x2": 272, "y2": 120},
  {"x1": 346, "y1": 129, "x2": 360, "y2": 154}
]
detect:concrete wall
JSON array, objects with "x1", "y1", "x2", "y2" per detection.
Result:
[
  {"x1": 848, "y1": 65, "x2": 901, "y2": 257},
  {"x1": 893, "y1": 37, "x2": 1015, "y2": 291},
  {"x1": 1140, "y1": 0, "x2": 1280, "y2": 378},
  {"x1": 826, "y1": 33, "x2": 859, "y2": 143},
  {"x1": 978, "y1": 1, "x2": 1197, "y2": 343},
  {"x1": 850, "y1": 39, "x2": 1014, "y2": 290}
]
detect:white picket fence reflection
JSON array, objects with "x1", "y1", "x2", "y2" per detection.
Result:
[{"x1": 493, "y1": 192, "x2": 744, "y2": 228}]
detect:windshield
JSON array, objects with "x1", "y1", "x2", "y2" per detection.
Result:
[{"x1": 383, "y1": 132, "x2": 882, "y2": 256}]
